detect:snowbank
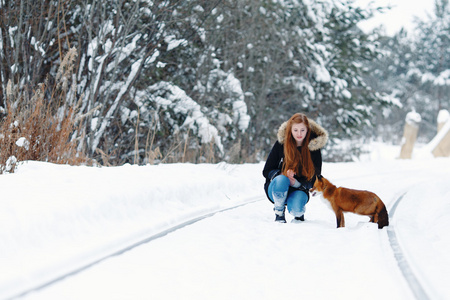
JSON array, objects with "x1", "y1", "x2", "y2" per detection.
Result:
[{"x1": 0, "y1": 161, "x2": 264, "y2": 299}]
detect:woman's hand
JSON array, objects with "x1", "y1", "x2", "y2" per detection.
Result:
[{"x1": 286, "y1": 169, "x2": 296, "y2": 186}]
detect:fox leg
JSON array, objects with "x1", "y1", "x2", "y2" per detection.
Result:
[
  {"x1": 371, "y1": 214, "x2": 379, "y2": 223},
  {"x1": 370, "y1": 203, "x2": 381, "y2": 223},
  {"x1": 335, "y1": 209, "x2": 345, "y2": 228}
]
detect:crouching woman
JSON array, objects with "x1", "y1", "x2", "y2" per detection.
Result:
[{"x1": 262, "y1": 113, "x2": 328, "y2": 223}]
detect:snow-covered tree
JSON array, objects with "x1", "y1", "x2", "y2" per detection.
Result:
[
  {"x1": 167, "y1": 0, "x2": 389, "y2": 161},
  {"x1": 365, "y1": 0, "x2": 449, "y2": 144},
  {"x1": 410, "y1": 0, "x2": 450, "y2": 131},
  {"x1": 1, "y1": 0, "x2": 399, "y2": 164}
]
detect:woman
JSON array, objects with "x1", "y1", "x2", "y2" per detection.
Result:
[{"x1": 262, "y1": 113, "x2": 328, "y2": 223}]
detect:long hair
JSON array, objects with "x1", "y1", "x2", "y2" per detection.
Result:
[{"x1": 282, "y1": 113, "x2": 315, "y2": 180}]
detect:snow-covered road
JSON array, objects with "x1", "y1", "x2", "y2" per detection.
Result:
[
  {"x1": 23, "y1": 200, "x2": 415, "y2": 300},
  {"x1": 20, "y1": 200, "x2": 410, "y2": 300},
  {"x1": 2, "y1": 144, "x2": 450, "y2": 300}
]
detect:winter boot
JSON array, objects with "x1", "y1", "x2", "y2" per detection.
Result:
[
  {"x1": 291, "y1": 215, "x2": 305, "y2": 223},
  {"x1": 294, "y1": 215, "x2": 305, "y2": 221},
  {"x1": 274, "y1": 209, "x2": 286, "y2": 223},
  {"x1": 275, "y1": 214, "x2": 286, "y2": 223}
]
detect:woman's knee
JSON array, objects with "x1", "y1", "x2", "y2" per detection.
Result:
[
  {"x1": 269, "y1": 175, "x2": 290, "y2": 194},
  {"x1": 271, "y1": 175, "x2": 290, "y2": 189}
]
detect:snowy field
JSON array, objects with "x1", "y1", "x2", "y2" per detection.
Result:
[{"x1": 1, "y1": 142, "x2": 450, "y2": 300}]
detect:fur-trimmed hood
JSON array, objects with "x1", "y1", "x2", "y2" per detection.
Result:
[{"x1": 277, "y1": 119, "x2": 328, "y2": 151}]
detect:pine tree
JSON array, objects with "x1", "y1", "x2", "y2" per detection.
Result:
[
  {"x1": 411, "y1": 0, "x2": 450, "y2": 132},
  {"x1": 365, "y1": 0, "x2": 450, "y2": 143}
]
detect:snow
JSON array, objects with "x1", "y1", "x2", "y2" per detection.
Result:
[
  {"x1": 148, "y1": 81, "x2": 225, "y2": 153},
  {"x1": 164, "y1": 35, "x2": 187, "y2": 51},
  {"x1": 92, "y1": 58, "x2": 143, "y2": 153},
  {"x1": 4, "y1": 156, "x2": 17, "y2": 172},
  {"x1": 434, "y1": 70, "x2": 450, "y2": 86},
  {"x1": 15, "y1": 138, "x2": 29, "y2": 150},
  {"x1": 405, "y1": 110, "x2": 421, "y2": 125},
  {"x1": 1, "y1": 143, "x2": 450, "y2": 299},
  {"x1": 355, "y1": 0, "x2": 435, "y2": 36},
  {"x1": 437, "y1": 109, "x2": 449, "y2": 124},
  {"x1": 395, "y1": 181, "x2": 450, "y2": 299},
  {"x1": 222, "y1": 72, "x2": 250, "y2": 132},
  {"x1": 420, "y1": 70, "x2": 450, "y2": 86},
  {"x1": 314, "y1": 62, "x2": 331, "y2": 83}
]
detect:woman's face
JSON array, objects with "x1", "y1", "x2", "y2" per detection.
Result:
[{"x1": 291, "y1": 122, "x2": 308, "y2": 146}]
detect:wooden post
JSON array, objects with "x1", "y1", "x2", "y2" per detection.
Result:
[
  {"x1": 399, "y1": 111, "x2": 421, "y2": 159},
  {"x1": 432, "y1": 110, "x2": 450, "y2": 157}
]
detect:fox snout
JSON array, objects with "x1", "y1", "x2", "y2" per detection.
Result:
[{"x1": 310, "y1": 175, "x2": 323, "y2": 197}]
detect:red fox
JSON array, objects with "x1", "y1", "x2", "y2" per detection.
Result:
[{"x1": 310, "y1": 176, "x2": 389, "y2": 229}]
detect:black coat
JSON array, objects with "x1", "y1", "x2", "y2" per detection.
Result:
[
  {"x1": 262, "y1": 141, "x2": 322, "y2": 201},
  {"x1": 262, "y1": 119, "x2": 328, "y2": 202}
]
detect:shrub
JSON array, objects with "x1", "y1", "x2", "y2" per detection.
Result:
[{"x1": 0, "y1": 49, "x2": 90, "y2": 173}]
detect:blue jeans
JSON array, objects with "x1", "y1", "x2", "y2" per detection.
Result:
[{"x1": 268, "y1": 175, "x2": 308, "y2": 217}]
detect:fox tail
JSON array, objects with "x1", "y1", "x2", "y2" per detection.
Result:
[{"x1": 377, "y1": 203, "x2": 389, "y2": 229}]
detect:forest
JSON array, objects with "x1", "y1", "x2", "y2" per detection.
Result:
[{"x1": 0, "y1": 0, "x2": 449, "y2": 172}]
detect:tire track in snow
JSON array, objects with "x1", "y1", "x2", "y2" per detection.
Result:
[{"x1": 388, "y1": 193, "x2": 430, "y2": 300}]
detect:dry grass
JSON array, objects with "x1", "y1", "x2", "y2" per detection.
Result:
[{"x1": 0, "y1": 48, "x2": 90, "y2": 173}]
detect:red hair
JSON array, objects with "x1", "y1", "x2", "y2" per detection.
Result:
[{"x1": 282, "y1": 113, "x2": 315, "y2": 180}]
